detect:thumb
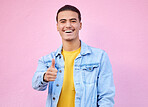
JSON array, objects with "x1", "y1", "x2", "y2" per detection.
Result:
[{"x1": 51, "y1": 59, "x2": 55, "y2": 68}]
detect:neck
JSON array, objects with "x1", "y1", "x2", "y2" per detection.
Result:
[{"x1": 62, "y1": 39, "x2": 81, "y2": 51}]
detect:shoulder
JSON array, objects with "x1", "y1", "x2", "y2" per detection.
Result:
[
  {"x1": 89, "y1": 45, "x2": 105, "y2": 53},
  {"x1": 87, "y1": 44, "x2": 106, "y2": 56},
  {"x1": 87, "y1": 44, "x2": 111, "y2": 63},
  {"x1": 39, "y1": 51, "x2": 56, "y2": 63},
  {"x1": 39, "y1": 45, "x2": 62, "y2": 63}
]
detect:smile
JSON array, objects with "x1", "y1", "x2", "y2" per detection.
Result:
[{"x1": 64, "y1": 30, "x2": 74, "y2": 33}]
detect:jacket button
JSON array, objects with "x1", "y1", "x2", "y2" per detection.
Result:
[
  {"x1": 59, "y1": 70, "x2": 62, "y2": 73},
  {"x1": 53, "y1": 97, "x2": 55, "y2": 100},
  {"x1": 56, "y1": 84, "x2": 59, "y2": 87}
]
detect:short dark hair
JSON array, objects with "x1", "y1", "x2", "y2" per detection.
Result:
[{"x1": 56, "y1": 5, "x2": 81, "y2": 22}]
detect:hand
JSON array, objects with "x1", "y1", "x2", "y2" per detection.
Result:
[{"x1": 43, "y1": 59, "x2": 58, "y2": 82}]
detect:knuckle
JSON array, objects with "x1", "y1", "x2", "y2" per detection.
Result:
[
  {"x1": 47, "y1": 67, "x2": 51, "y2": 71},
  {"x1": 46, "y1": 72, "x2": 49, "y2": 75}
]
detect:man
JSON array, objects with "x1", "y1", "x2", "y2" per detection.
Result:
[{"x1": 32, "y1": 5, "x2": 115, "y2": 107}]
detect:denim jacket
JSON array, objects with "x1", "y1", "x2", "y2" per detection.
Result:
[{"x1": 32, "y1": 41, "x2": 115, "y2": 107}]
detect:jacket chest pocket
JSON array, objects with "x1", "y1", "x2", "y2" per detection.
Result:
[{"x1": 81, "y1": 64, "x2": 99, "y2": 84}]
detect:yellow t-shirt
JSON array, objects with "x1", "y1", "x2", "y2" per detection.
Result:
[{"x1": 57, "y1": 47, "x2": 81, "y2": 107}]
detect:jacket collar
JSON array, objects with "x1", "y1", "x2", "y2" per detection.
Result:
[{"x1": 55, "y1": 40, "x2": 91, "y2": 57}]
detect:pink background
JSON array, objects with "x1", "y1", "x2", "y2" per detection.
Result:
[{"x1": 0, "y1": 0, "x2": 148, "y2": 107}]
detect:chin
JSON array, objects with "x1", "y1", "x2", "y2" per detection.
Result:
[
  {"x1": 61, "y1": 35, "x2": 78, "y2": 42},
  {"x1": 65, "y1": 38, "x2": 74, "y2": 41},
  {"x1": 62, "y1": 37, "x2": 75, "y2": 41}
]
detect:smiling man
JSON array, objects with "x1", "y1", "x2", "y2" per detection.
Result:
[{"x1": 32, "y1": 5, "x2": 115, "y2": 107}]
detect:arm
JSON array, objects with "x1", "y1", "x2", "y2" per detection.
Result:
[
  {"x1": 97, "y1": 52, "x2": 115, "y2": 107},
  {"x1": 32, "y1": 57, "x2": 49, "y2": 91}
]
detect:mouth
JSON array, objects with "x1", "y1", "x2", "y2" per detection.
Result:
[{"x1": 64, "y1": 29, "x2": 74, "y2": 33}]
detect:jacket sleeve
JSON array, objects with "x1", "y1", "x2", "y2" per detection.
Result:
[
  {"x1": 97, "y1": 51, "x2": 115, "y2": 107},
  {"x1": 32, "y1": 57, "x2": 49, "y2": 91}
]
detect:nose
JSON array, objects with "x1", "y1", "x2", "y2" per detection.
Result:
[{"x1": 65, "y1": 21, "x2": 71, "y2": 28}]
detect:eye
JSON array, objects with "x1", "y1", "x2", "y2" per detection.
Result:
[
  {"x1": 59, "y1": 20, "x2": 66, "y2": 23},
  {"x1": 60, "y1": 21, "x2": 65, "y2": 23},
  {"x1": 71, "y1": 20, "x2": 76, "y2": 22}
]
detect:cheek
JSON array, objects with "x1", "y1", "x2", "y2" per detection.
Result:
[
  {"x1": 57, "y1": 24, "x2": 63, "y2": 30},
  {"x1": 75, "y1": 25, "x2": 81, "y2": 30},
  {"x1": 74, "y1": 23, "x2": 81, "y2": 29},
  {"x1": 59, "y1": 25, "x2": 65, "y2": 30}
]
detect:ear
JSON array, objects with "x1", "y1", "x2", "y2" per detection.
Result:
[
  {"x1": 57, "y1": 23, "x2": 59, "y2": 31},
  {"x1": 79, "y1": 22, "x2": 82, "y2": 30}
]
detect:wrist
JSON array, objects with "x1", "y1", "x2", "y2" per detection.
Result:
[{"x1": 43, "y1": 73, "x2": 48, "y2": 82}]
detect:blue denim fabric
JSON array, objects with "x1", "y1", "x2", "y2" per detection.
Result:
[{"x1": 32, "y1": 41, "x2": 115, "y2": 107}]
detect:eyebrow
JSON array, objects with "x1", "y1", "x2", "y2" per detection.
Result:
[
  {"x1": 70, "y1": 18, "x2": 77, "y2": 21},
  {"x1": 59, "y1": 19, "x2": 66, "y2": 22},
  {"x1": 59, "y1": 18, "x2": 77, "y2": 22}
]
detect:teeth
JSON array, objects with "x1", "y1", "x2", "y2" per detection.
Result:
[{"x1": 65, "y1": 30, "x2": 73, "y2": 33}]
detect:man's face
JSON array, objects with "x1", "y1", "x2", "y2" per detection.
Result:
[{"x1": 57, "y1": 10, "x2": 82, "y2": 42}]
